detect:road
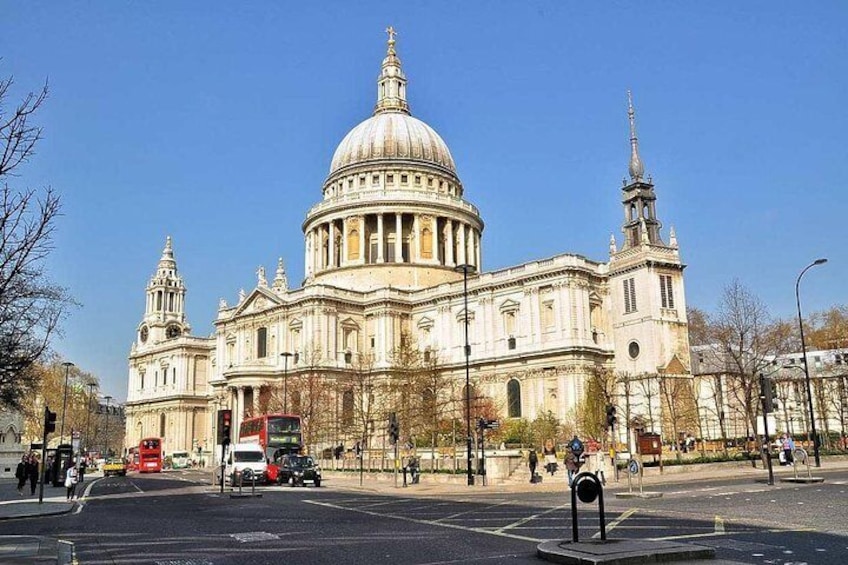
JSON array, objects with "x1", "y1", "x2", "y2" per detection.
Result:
[{"x1": 0, "y1": 467, "x2": 845, "y2": 564}]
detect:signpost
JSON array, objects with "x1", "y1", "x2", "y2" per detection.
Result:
[{"x1": 477, "y1": 419, "x2": 499, "y2": 486}]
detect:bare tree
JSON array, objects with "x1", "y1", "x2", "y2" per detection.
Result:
[
  {"x1": 0, "y1": 74, "x2": 73, "y2": 409},
  {"x1": 701, "y1": 281, "x2": 793, "y2": 462},
  {"x1": 658, "y1": 374, "x2": 698, "y2": 460},
  {"x1": 288, "y1": 344, "x2": 332, "y2": 453}
]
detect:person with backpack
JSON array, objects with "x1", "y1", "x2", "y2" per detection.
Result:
[{"x1": 528, "y1": 449, "x2": 538, "y2": 483}]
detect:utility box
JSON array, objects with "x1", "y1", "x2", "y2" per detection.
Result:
[{"x1": 638, "y1": 433, "x2": 662, "y2": 456}]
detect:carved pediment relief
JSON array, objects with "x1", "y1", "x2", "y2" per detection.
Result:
[
  {"x1": 233, "y1": 287, "x2": 283, "y2": 317},
  {"x1": 499, "y1": 298, "x2": 520, "y2": 313}
]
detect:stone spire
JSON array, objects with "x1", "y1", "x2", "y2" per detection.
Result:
[
  {"x1": 272, "y1": 257, "x2": 288, "y2": 292},
  {"x1": 374, "y1": 26, "x2": 410, "y2": 115},
  {"x1": 627, "y1": 90, "x2": 645, "y2": 182},
  {"x1": 158, "y1": 235, "x2": 177, "y2": 274}
]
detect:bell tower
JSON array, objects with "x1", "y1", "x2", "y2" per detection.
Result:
[
  {"x1": 137, "y1": 236, "x2": 190, "y2": 347},
  {"x1": 608, "y1": 92, "x2": 689, "y2": 376}
]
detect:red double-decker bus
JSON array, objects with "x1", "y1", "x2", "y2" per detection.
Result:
[
  {"x1": 239, "y1": 414, "x2": 302, "y2": 480},
  {"x1": 138, "y1": 437, "x2": 163, "y2": 473}
]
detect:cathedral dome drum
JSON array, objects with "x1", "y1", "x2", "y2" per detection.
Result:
[{"x1": 303, "y1": 28, "x2": 483, "y2": 292}]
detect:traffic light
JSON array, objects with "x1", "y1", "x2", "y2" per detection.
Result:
[
  {"x1": 605, "y1": 404, "x2": 617, "y2": 428},
  {"x1": 761, "y1": 376, "x2": 779, "y2": 413},
  {"x1": 44, "y1": 407, "x2": 57, "y2": 435},
  {"x1": 388, "y1": 412, "x2": 399, "y2": 444},
  {"x1": 217, "y1": 409, "x2": 232, "y2": 445}
]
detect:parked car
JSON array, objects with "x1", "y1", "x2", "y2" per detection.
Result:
[
  {"x1": 103, "y1": 458, "x2": 127, "y2": 477},
  {"x1": 276, "y1": 454, "x2": 321, "y2": 487}
]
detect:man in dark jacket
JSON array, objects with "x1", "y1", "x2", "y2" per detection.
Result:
[
  {"x1": 15, "y1": 455, "x2": 27, "y2": 495},
  {"x1": 27, "y1": 454, "x2": 39, "y2": 495}
]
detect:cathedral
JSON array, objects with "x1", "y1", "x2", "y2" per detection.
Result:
[{"x1": 124, "y1": 30, "x2": 690, "y2": 460}]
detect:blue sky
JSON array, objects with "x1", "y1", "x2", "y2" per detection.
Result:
[{"x1": 4, "y1": 2, "x2": 846, "y2": 401}]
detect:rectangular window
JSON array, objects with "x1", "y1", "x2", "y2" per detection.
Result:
[
  {"x1": 401, "y1": 174, "x2": 408, "y2": 184},
  {"x1": 172, "y1": 367, "x2": 176, "y2": 385},
  {"x1": 359, "y1": 176, "x2": 365, "y2": 187},
  {"x1": 659, "y1": 274, "x2": 675, "y2": 309},
  {"x1": 257, "y1": 327, "x2": 268, "y2": 358},
  {"x1": 542, "y1": 301, "x2": 555, "y2": 328},
  {"x1": 372, "y1": 174, "x2": 379, "y2": 185},
  {"x1": 415, "y1": 175, "x2": 421, "y2": 185},
  {"x1": 387, "y1": 174, "x2": 394, "y2": 184},
  {"x1": 624, "y1": 278, "x2": 637, "y2": 313}
]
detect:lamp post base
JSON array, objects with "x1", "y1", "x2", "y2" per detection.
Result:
[{"x1": 467, "y1": 475, "x2": 475, "y2": 486}]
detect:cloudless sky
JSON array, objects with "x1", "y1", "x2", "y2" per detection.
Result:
[{"x1": 3, "y1": 2, "x2": 846, "y2": 401}]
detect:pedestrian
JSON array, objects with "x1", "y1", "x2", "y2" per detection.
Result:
[
  {"x1": 528, "y1": 449, "x2": 538, "y2": 482},
  {"x1": 595, "y1": 452, "x2": 607, "y2": 486},
  {"x1": 76, "y1": 459, "x2": 87, "y2": 497},
  {"x1": 543, "y1": 439, "x2": 558, "y2": 476},
  {"x1": 15, "y1": 455, "x2": 27, "y2": 495},
  {"x1": 782, "y1": 434, "x2": 794, "y2": 466},
  {"x1": 64, "y1": 462, "x2": 78, "y2": 501},
  {"x1": 27, "y1": 454, "x2": 39, "y2": 496}
]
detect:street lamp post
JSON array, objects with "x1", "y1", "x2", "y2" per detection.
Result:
[
  {"x1": 59, "y1": 362, "x2": 74, "y2": 445},
  {"x1": 795, "y1": 258, "x2": 827, "y2": 468},
  {"x1": 85, "y1": 382, "x2": 96, "y2": 454},
  {"x1": 103, "y1": 396, "x2": 113, "y2": 457},
  {"x1": 454, "y1": 263, "x2": 476, "y2": 486},
  {"x1": 281, "y1": 352, "x2": 293, "y2": 413}
]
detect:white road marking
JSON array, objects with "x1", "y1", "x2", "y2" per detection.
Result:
[
  {"x1": 435, "y1": 500, "x2": 513, "y2": 523},
  {"x1": 495, "y1": 503, "x2": 568, "y2": 534},
  {"x1": 714, "y1": 515, "x2": 725, "y2": 534},
  {"x1": 592, "y1": 508, "x2": 637, "y2": 539},
  {"x1": 304, "y1": 499, "x2": 543, "y2": 543}
]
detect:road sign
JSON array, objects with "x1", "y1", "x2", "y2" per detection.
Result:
[{"x1": 628, "y1": 459, "x2": 640, "y2": 475}]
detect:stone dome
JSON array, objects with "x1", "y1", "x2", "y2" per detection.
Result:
[{"x1": 329, "y1": 112, "x2": 456, "y2": 176}]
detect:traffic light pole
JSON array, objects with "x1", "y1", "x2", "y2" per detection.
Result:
[
  {"x1": 38, "y1": 406, "x2": 51, "y2": 504},
  {"x1": 760, "y1": 374, "x2": 775, "y2": 486}
]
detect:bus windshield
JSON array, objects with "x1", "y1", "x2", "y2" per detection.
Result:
[
  {"x1": 268, "y1": 417, "x2": 301, "y2": 434},
  {"x1": 234, "y1": 451, "x2": 265, "y2": 463}
]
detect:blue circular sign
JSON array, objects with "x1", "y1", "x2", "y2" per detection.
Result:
[{"x1": 628, "y1": 459, "x2": 640, "y2": 475}]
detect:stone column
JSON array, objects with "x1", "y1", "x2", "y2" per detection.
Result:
[
  {"x1": 413, "y1": 214, "x2": 421, "y2": 261},
  {"x1": 475, "y1": 229, "x2": 482, "y2": 271},
  {"x1": 458, "y1": 223, "x2": 467, "y2": 265},
  {"x1": 377, "y1": 213, "x2": 385, "y2": 263},
  {"x1": 395, "y1": 213, "x2": 403, "y2": 262},
  {"x1": 433, "y1": 217, "x2": 441, "y2": 265},
  {"x1": 358, "y1": 215, "x2": 366, "y2": 264},
  {"x1": 252, "y1": 386, "x2": 260, "y2": 418},
  {"x1": 236, "y1": 386, "x2": 245, "y2": 436},
  {"x1": 341, "y1": 217, "x2": 348, "y2": 267},
  {"x1": 446, "y1": 221, "x2": 455, "y2": 266},
  {"x1": 328, "y1": 221, "x2": 336, "y2": 269}
]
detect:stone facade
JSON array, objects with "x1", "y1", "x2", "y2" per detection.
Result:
[{"x1": 124, "y1": 31, "x2": 690, "y2": 458}]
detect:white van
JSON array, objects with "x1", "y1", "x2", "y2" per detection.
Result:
[
  {"x1": 171, "y1": 451, "x2": 190, "y2": 469},
  {"x1": 224, "y1": 443, "x2": 268, "y2": 485}
]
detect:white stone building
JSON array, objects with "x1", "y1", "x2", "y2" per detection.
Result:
[{"x1": 124, "y1": 31, "x2": 690, "y2": 459}]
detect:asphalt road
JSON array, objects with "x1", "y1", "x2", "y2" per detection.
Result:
[{"x1": 0, "y1": 468, "x2": 845, "y2": 564}]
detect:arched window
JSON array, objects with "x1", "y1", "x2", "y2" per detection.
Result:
[
  {"x1": 159, "y1": 413, "x2": 166, "y2": 438},
  {"x1": 507, "y1": 379, "x2": 521, "y2": 418},
  {"x1": 422, "y1": 388, "x2": 436, "y2": 415},
  {"x1": 342, "y1": 390, "x2": 354, "y2": 426}
]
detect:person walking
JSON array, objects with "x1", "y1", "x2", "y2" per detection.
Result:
[
  {"x1": 15, "y1": 455, "x2": 27, "y2": 495},
  {"x1": 782, "y1": 434, "x2": 795, "y2": 466},
  {"x1": 27, "y1": 454, "x2": 39, "y2": 496},
  {"x1": 542, "y1": 440, "x2": 558, "y2": 476},
  {"x1": 528, "y1": 449, "x2": 538, "y2": 482},
  {"x1": 64, "y1": 462, "x2": 78, "y2": 501},
  {"x1": 595, "y1": 451, "x2": 607, "y2": 486}
]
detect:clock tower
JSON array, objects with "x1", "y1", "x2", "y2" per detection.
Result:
[{"x1": 137, "y1": 236, "x2": 190, "y2": 346}]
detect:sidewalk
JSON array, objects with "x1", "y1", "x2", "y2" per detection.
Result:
[{"x1": 323, "y1": 455, "x2": 848, "y2": 496}]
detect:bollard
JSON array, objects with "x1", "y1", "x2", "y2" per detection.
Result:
[{"x1": 570, "y1": 471, "x2": 606, "y2": 543}]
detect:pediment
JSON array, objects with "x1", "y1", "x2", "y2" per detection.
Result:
[
  {"x1": 340, "y1": 317, "x2": 360, "y2": 330},
  {"x1": 499, "y1": 299, "x2": 520, "y2": 313},
  {"x1": 233, "y1": 287, "x2": 283, "y2": 316},
  {"x1": 417, "y1": 316, "x2": 434, "y2": 329}
]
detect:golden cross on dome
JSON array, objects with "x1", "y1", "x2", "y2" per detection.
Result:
[{"x1": 386, "y1": 26, "x2": 396, "y2": 43}]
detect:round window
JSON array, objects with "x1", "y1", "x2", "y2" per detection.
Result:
[{"x1": 628, "y1": 341, "x2": 640, "y2": 359}]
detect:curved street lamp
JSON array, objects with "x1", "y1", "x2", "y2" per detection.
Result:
[
  {"x1": 454, "y1": 263, "x2": 476, "y2": 486},
  {"x1": 795, "y1": 258, "x2": 827, "y2": 468}
]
